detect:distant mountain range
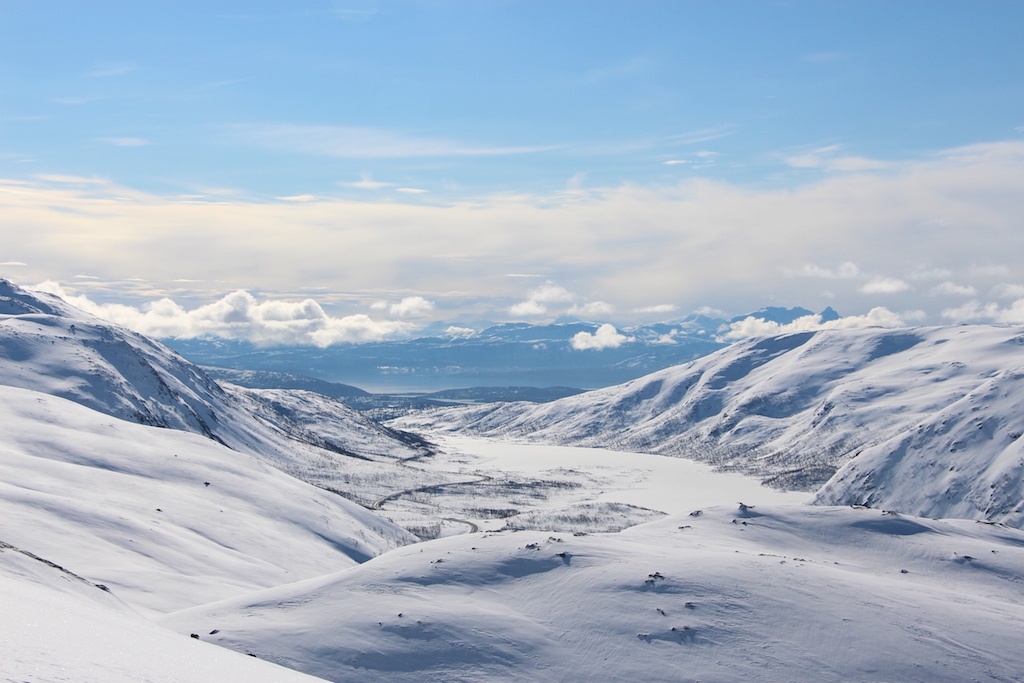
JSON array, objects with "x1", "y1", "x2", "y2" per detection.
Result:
[{"x1": 163, "y1": 307, "x2": 838, "y2": 392}]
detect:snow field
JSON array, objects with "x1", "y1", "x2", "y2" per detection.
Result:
[{"x1": 159, "y1": 504, "x2": 1024, "y2": 683}]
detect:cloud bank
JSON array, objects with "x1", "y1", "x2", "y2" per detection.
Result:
[
  {"x1": 721, "y1": 307, "x2": 908, "y2": 340},
  {"x1": 33, "y1": 282, "x2": 415, "y2": 347},
  {"x1": 3, "y1": 140, "x2": 1024, "y2": 329}
]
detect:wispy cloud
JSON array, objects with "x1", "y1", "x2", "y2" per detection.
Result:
[
  {"x1": 785, "y1": 144, "x2": 889, "y2": 172},
  {"x1": 785, "y1": 262, "x2": 861, "y2": 279},
  {"x1": 337, "y1": 173, "x2": 395, "y2": 189},
  {"x1": 860, "y1": 277, "x2": 912, "y2": 294},
  {"x1": 98, "y1": 137, "x2": 151, "y2": 147},
  {"x1": 230, "y1": 124, "x2": 556, "y2": 158},
  {"x1": 87, "y1": 62, "x2": 136, "y2": 78},
  {"x1": 930, "y1": 281, "x2": 976, "y2": 297},
  {"x1": 584, "y1": 54, "x2": 655, "y2": 83},
  {"x1": 633, "y1": 303, "x2": 677, "y2": 314}
]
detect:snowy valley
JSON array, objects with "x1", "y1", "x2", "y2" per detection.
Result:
[{"x1": 2, "y1": 278, "x2": 1024, "y2": 682}]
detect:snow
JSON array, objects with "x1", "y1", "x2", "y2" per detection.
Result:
[
  {"x1": 0, "y1": 543, "x2": 327, "y2": 682},
  {"x1": 0, "y1": 384, "x2": 409, "y2": 615},
  {"x1": 159, "y1": 504, "x2": 1024, "y2": 683},
  {"x1": 428, "y1": 436, "x2": 807, "y2": 528},
  {"x1": 394, "y1": 325, "x2": 1024, "y2": 527},
  {"x1": 4, "y1": 277, "x2": 1024, "y2": 682}
]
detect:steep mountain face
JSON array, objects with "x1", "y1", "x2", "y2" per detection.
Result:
[{"x1": 394, "y1": 325, "x2": 1024, "y2": 526}]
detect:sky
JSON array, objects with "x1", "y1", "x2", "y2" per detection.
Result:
[{"x1": 2, "y1": 0, "x2": 1023, "y2": 344}]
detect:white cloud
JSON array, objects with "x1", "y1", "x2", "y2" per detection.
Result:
[
  {"x1": 570, "y1": 323, "x2": 633, "y2": 350},
  {"x1": 443, "y1": 326, "x2": 476, "y2": 339},
  {"x1": 396, "y1": 188, "x2": 428, "y2": 194},
  {"x1": 529, "y1": 284, "x2": 575, "y2": 304},
  {"x1": 569, "y1": 301, "x2": 615, "y2": 318},
  {"x1": 971, "y1": 265, "x2": 1011, "y2": 278},
  {"x1": 930, "y1": 281, "x2": 976, "y2": 297},
  {"x1": 663, "y1": 160, "x2": 690, "y2": 165},
  {"x1": 827, "y1": 157, "x2": 889, "y2": 172},
  {"x1": 693, "y1": 306, "x2": 728, "y2": 319},
  {"x1": 909, "y1": 267, "x2": 953, "y2": 281},
  {"x1": 34, "y1": 282, "x2": 414, "y2": 347},
  {"x1": 633, "y1": 303, "x2": 677, "y2": 314},
  {"x1": 509, "y1": 300, "x2": 548, "y2": 316},
  {"x1": 992, "y1": 283, "x2": 1024, "y2": 299},
  {"x1": 6, "y1": 140, "x2": 1024, "y2": 327},
  {"x1": 277, "y1": 195, "x2": 319, "y2": 202},
  {"x1": 941, "y1": 299, "x2": 1024, "y2": 324},
  {"x1": 0, "y1": 261, "x2": 26, "y2": 266},
  {"x1": 785, "y1": 145, "x2": 888, "y2": 172},
  {"x1": 860, "y1": 277, "x2": 911, "y2": 294},
  {"x1": 509, "y1": 283, "x2": 576, "y2": 317},
  {"x1": 786, "y1": 262, "x2": 861, "y2": 279},
  {"x1": 722, "y1": 308, "x2": 907, "y2": 340},
  {"x1": 388, "y1": 296, "x2": 434, "y2": 317}
]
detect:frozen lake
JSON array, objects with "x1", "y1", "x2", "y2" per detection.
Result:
[{"x1": 383, "y1": 435, "x2": 808, "y2": 535}]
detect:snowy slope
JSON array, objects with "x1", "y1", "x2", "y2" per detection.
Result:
[
  {"x1": 395, "y1": 325, "x2": 1024, "y2": 526},
  {"x1": 160, "y1": 504, "x2": 1024, "y2": 683},
  {"x1": 0, "y1": 278, "x2": 443, "y2": 507},
  {"x1": 0, "y1": 278, "x2": 423, "y2": 471},
  {"x1": 222, "y1": 383, "x2": 430, "y2": 462},
  {"x1": 0, "y1": 384, "x2": 413, "y2": 615},
  {"x1": 0, "y1": 542, "x2": 328, "y2": 682}
]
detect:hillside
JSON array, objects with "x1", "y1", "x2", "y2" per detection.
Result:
[
  {"x1": 160, "y1": 504, "x2": 1024, "y2": 683},
  {"x1": 394, "y1": 325, "x2": 1024, "y2": 527},
  {"x1": 0, "y1": 278, "x2": 441, "y2": 505}
]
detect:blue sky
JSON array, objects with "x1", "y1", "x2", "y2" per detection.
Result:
[{"x1": 2, "y1": 1, "x2": 1024, "y2": 343}]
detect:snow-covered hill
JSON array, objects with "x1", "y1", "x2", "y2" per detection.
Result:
[
  {"x1": 160, "y1": 504, "x2": 1024, "y2": 683},
  {"x1": 0, "y1": 541, "x2": 328, "y2": 682},
  {"x1": 0, "y1": 384, "x2": 412, "y2": 615},
  {"x1": 394, "y1": 325, "x2": 1024, "y2": 526},
  {"x1": 222, "y1": 384, "x2": 431, "y2": 463},
  {"x1": 0, "y1": 278, "x2": 437, "y2": 501}
]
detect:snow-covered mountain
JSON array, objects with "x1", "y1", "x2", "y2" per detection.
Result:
[
  {"x1": 163, "y1": 316, "x2": 729, "y2": 391},
  {"x1": 159, "y1": 504, "x2": 1024, "y2": 683},
  {"x1": 0, "y1": 278, "x2": 435, "y2": 614},
  {"x1": 394, "y1": 324, "x2": 1024, "y2": 527},
  {"x1": 0, "y1": 279, "x2": 438, "y2": 502}
]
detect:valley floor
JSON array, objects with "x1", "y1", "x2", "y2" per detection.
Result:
[{"x1": 374, "y1": 435, "x2": 807, "y2": 537}]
